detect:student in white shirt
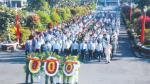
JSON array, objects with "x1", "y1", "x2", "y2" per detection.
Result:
[
  {"x1": 52, "y1": 40, "x2": 61, "y2": 54},
  {"x1": 104, "y1": 41, "x2": 112, "y2": 63},
  {"x1": 87, "y1": 40, "x2": 95, "y2": 60},
  {"x1": 35, "y1": 38, "x2": 42, "y2": 53},
  {"x1": 63, "y1": 39, "x2": 72, "y2": 56},
  {"x1": 80, "y1": 41, "x2": 88, "y2": 62},
  {"x1": 95, "y1": 41, "x2": 103, "y2": 62},
  {"x1": 71, "y1": 40, "x2": 79, "y2": 56}
]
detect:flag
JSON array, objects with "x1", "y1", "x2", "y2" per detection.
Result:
[
  {"x1": 130, "y1": 3, "x2": 132, "y2": 22},
  {"x1": 140, "y1": 15, "x2": 146, "y2": 43},
  {"x1": 16, "y1": 14, "x2": 20, "y2": 43},
  {"x1": 15, "y1": 4, "x2": 20, "y2": 43}
]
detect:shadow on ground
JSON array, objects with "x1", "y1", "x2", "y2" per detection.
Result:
[{"x1": 0, "y1": 51, "x2": 26, "y2": 64}]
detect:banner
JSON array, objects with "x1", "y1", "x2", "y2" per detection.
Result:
[
  {"x1": 28, "y1": 57, "x2": 41, "y2": 74},
  {"x1": 44, "y1": 57, "x2": 59, "y2": 76}
]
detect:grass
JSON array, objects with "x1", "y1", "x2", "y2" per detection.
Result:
[{"x1": 145, "y1": 28, "x2": 150, "y2": 39}]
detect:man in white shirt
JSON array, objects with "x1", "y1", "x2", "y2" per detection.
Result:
[
  {"x1": 45, "y1": 41, "x2": 52, "y2": 52},
  {"x1": 71, "y1": 40, "x2": 79, "y2": 56},
  {"x1": 111, "y1": 32, "x2": 118, "y2": 58},
  {"x1": 35, "y1": 38, "x2": 42, "y2": 53},
  {"x1": 80, "y1": 41, "x2": 88, "y2": 62},
  {"x1": 104, "y1": 41, "x2": 112, "y2": 63},
  {"x1": 63, "y1": 39, "x2": 72, "y2": 56},
  {"x1": 87, "y1": 40, "x2": 95, "y2": 61},
  {"x1": 95, "y1": 41, "x2": 103, "y2": 62},
  {"x1": 52, "y1": 40, "x2": 61, "y2": 54}
]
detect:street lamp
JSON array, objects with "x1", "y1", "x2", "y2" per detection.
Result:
[{"x1": 140, "y1": 6, "x2": 147, "y2": 43}]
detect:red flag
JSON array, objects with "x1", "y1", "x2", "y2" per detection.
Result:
[
  {"x1": 140, "y1": 15, "x2": 146, "y2": 43},
  {"x1": 130, "y1": 5, "x2": 132, "y2": 22},
  {"x1": 16, "y1": 14, "x2": 20, "y2": 43}
]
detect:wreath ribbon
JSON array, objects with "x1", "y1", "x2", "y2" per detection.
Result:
[
  {"x1": 27, "y1": 56, "x2": 59, "y2": 62},
  {"x1": 64, "y1": 61, "x2": 78, "y2": 64}
]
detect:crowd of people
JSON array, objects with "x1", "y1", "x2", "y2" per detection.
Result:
[{"x1": 25, "y1": 11, "x2": 120, "y2": 64}]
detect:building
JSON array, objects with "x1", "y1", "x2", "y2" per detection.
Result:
[
  {"x1": 97, "y1": 0, "x2": 120, "y2": 12},
  {"x1": 98, "y1": 0, "x2": 120, "y2": 7},
  {"x1": 0, "y1": 0, "x2": 27, "y2": 8}
]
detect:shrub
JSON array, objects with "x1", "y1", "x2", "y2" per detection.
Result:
[
  {"x1": 50, "y1": 11, "x2": 61, "y2": 25},
  {"x1": 36, "y1": 10, "x2": 52, "y2": 24},
  {"x1": 6, "y1": 26, "x2": 31, "y2": 43}
]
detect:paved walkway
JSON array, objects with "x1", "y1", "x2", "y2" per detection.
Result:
[
  {"x1": 79, "y1": 25, "x2": 150, "y2": 84},
  {"x1": 0, "y1": 25, "x2": 150, "y2": 84}
]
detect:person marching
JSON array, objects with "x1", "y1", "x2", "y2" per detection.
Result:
[
  {"x1": 80, "y1": 41, "x2": 88, "y2": 62},
  {"x1": 63, "y1": 38, "x2": 72, "y2": 56},
  {"x1": 87, "y1": 40, "x2": 95, "y2": 61},
  {"x1": 104, "y1": 41, "x2": 112, "y2": 63},
  {"x1": 35, "y1": 37, "x2": 42, "y2": 53},
  {"x1": 71, "y1": 40, "x2": 79, "y2": 56},
  {"x1": 52, "y1": 40, "x2": 61, "y2": 55},
  {"x1": 95, "y1": 40, "x2": 103, "y2": 62},
  {"x1": 111, "y1": 31, "x2": 118, "y2": 59},
  {"x1": 25, "y1": 39, "x2": 33, "y2": 83}
]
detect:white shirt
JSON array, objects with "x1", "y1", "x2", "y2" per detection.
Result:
[
  {"x1": 71, "y1": 42, "x2": 79, "y2": 51},
  {"x1": 35, "y1": 40, "x2": 41, "y2": 49},
  {"x1": 104, "y1": 43, "x2": 112, "y2": 54},
  {"x1": 96, "y1": 43, "x2": 103, "y2": 51},
  {"x1": 45, "y1": 34, "x2": 52, "y2": 42},
  {"x1": 45, "y1": 42, "x2": 52, "y2": 52},
  {"x1": 80, "y1": 43, "x2": 87, "y2": 51},
  {"x1": 88, "y1": 42, "x2": 95, "y2": 50},
  {"x1": 106, "y1": 34, "x2": 110, "y2": 43},
  {"x1": 64, "y1": 40, "x2": 72, "y2": 49},
  {"x1": 53, "y1": 42, "x2": 61, "y2": 51}
]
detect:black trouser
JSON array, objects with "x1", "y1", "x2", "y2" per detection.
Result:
[
  {"x1": 88, "y1": 50, "x2": 94, "y2": 60},
  {"x1": 72, "y1": 49, "x2": 78, "y2": 56},
  {"x1": 80, "y1": 49, "x2": 86, "y2": 61},
  {"x1": 25, "y1": 61, "x2": 33, "y2": 83},
  {"x1": 81, "y1": 49, "x2": 87, "y2": 61},
  {"x1": 35, "y1": 49, "x2": 40, "y2": 53},
  {"x1": 64, "y1": 49, "x2": 70, "y2": 56},
  {"x1": 45, "y1": 75, "x2": 53, "y2": 84},
  {"x1": 95, "y1": 50, "x2": 103, "y2": 62},
  {"x1": 25, "y1": 50, "x2": 30, "y2": 55},
  {"x1": 54, "y1": 49, "x2": 59, "y2": 54}
]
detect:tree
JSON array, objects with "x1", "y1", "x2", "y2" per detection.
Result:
[
  {"x1": 27, "y1": 0, "x2": 50, "y2": 12},
  {"x1": 134, "y1": 0, "x2": 150, "y2": 9},
  {"x1": 26, "y1": 14, "x2": 43, "y2": 30},
  {"x1": 36, "y1": 10, "x2": 51, "y2": 24},
  {"x1": 0, "y1": 11, "x2": 15, "y2": 34}
]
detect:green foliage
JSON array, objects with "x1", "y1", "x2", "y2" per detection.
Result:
[
  {"x1": 0, "y1": 11, "x2": 15, "y2": 34},
  {"x1": 135, "y1": 0, "x2": 150, "y2": 9},
  {"x1": 36, "y1": 10, "x2": 51, "y2": 24},
  {"x1": 59, "y1": 7, "x2": 71, "y2": 21},
  {"x1": 50, "y1": 11, "x2": 61, "y2": 25},
  {"x1": 26, "y1": 14, "x2": 43, "y2": 29},
  {"x1": 0, "y1": 1, "x2": 95, "y2": 43},
  {"x1": 88, "y1": 3, "x2": 96, "y2": 10},
  {"x1": 132, "y1": 11, "x2": 141, "y2": 19},
  {"x1": 146, "y1": 7, "x2": 150, "y2": 17},
  {"x1": 145, "y1": 28, "x2": 150, "y2": 39},
  {"x1": 27, "y1": 0, "x2": 50, "y2": 12},
  {"x1": 20, "y1": 28, "x2": 31, "y2": 43}
]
